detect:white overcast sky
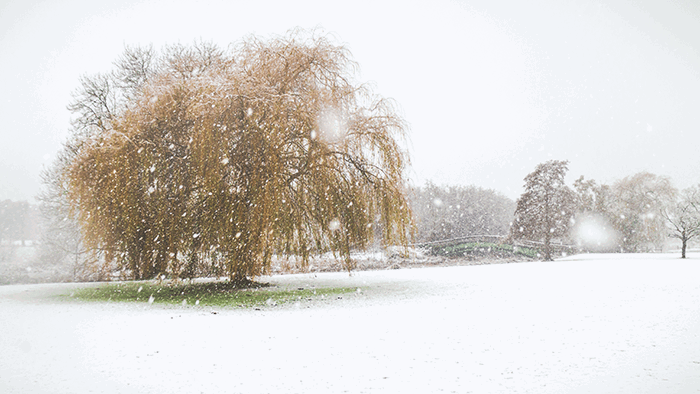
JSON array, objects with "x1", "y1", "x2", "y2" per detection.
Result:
[{"x1": 1, "y1": 0, "x2": 699, "y2": 202}]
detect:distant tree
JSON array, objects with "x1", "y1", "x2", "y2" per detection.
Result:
[
  {"x1": 37, "y1": 147, "x2": 102, "y2": 281},
  {"x1": 511, "y1": 160, "x2": 576, "y2": 261},
  {"x1": 662, "y1": 185, "x2": 700, "y2": 258},
  {"x1": 570, "y1": 176, "x2": 619, "y2": 252},
  {"x1": 410, "y1": 183, "x2": 514, "y2": 242},
  {"x1": 573, "y1": 176, "x2": 613, "y2": 215},
  {"x1": 0, "y1": 200, "x2": 38, "y2": 245},
  {"x1": 61, "y1": 30, "x2": 412, "y2": 283},
  {"x1": 0, "y1": 200, "x2": 19, "y2": 243},
  {"x1": 609, "y1": 172, "x2": 676, "y2": 252}
]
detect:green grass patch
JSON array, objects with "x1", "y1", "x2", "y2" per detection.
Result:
[
  {"x1": 63, "y1": 281, "x2": 355, "y2": 308},
  {"x1": 430, "y1": 242, "x2": 539, "y2": 259}
]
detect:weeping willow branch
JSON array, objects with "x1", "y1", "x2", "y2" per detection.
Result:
[{"x1": 62, "y1": 29, "x2": 413, "y2": 281}]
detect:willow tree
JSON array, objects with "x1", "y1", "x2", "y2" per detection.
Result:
[
  {"x1": 609, "y1": 172, "x2": 676, "y2": 252},
  {"x1": 62, "y1": 30, "x2": 412, "y2": 282}
]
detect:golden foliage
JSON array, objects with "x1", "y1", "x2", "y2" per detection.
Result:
[{"x1": 63, "y1": 30, "x2": 412, "y2": 281}]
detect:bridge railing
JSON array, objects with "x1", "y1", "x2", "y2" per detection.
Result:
[{"x1": 414, "y1": 235, "x2": 579, "y2": 255}]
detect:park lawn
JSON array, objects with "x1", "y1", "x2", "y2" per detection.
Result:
[{"x1": 64, "y1": 280, "x2": 355, "y2": 308}]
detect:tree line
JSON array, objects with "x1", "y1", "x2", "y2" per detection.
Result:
[
  {"x1": 14, "y1": 160, "x2": 697, "y2": 281},
  {"x1": 14, "y1": 30, "x2": 698, "y2": 283},
  {"x1": 511, "y1": 160, "x2": 699, "y2": 260},
  {"x1": 409, "y1": 183, "x2": 515, "y2": 243}
]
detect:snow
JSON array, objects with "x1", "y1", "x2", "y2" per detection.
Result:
[
  {"x1": 571, "y1": 214, "x2": 619, "y2": 251},
  {"x1": 1, "y1": 253, "x2": 700, "y2": 393}
]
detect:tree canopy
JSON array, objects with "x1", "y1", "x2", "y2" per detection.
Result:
[
  {"x1": 511, "y1": 160, "x2": 576, "y2": 260},
  {"x1": 609, "y1": 172, "x2": 676, "y2": 252},
  {"x1": 61, "y1": 30, "x2": 412, "y2": 282}
]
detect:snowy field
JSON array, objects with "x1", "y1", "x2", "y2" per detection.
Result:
[{"x1": 1, "y1": 253, "x2": 699, "y2": 394}]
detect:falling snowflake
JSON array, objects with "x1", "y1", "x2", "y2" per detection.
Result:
[{"x1": 328, "y1": 219, "x2": 341, "y2": 231}]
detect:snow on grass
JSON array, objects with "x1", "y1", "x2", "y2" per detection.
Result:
[{"x1": 1, "y1": 253, "x2": 699, "y2": 393}]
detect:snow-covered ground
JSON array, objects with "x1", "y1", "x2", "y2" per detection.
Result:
[{"x1": 1, "y1": 253, "x2": 699, "y2": 394}]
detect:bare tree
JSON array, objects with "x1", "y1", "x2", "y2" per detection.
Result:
[
  {"x1": 61, "y1": 30, "x2": 412, "y2": 283},
  {"x1": 113, "y1": 45, "x2": 154, "y2": 98},
  {"x1": 663, "y1": 185, "x2": 700, "y2": 258},
  {"x1": 37, "y1": 145, "x2": 104, "y2": 281},
  {"x1": 511, "y1": 160, "x2": 576, "y2": 261}
]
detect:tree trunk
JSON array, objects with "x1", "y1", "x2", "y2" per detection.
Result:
[
  {"x1": 682, "y1": 237, "x2": 687, "y2": 259},
  {"x1": 231, "y1": 272, "x2": 254, "y2": 288},
  {"x1": 543, "y1": 234, "x2": 552, "y2": 261}
]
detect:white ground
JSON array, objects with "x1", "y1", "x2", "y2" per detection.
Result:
[{"x1": 1, "y1": 253, "x2": 699, "y2": 394}]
